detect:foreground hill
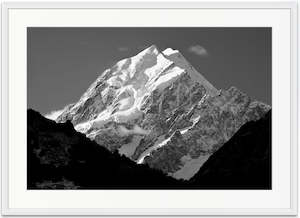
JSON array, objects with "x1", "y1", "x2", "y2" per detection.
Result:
[
  {"x1": 189, "y1": 110, "x2": 271, "y2": 189},
  {"x1": 28, "y1": 109, "x2": 182, "y2": 189}
]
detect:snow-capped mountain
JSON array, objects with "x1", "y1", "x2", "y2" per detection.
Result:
[{"x1": 54, "y1": 45, "x2": 270, "y2": 180}]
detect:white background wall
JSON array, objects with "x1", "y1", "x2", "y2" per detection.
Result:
[{"x1": 0, "y1": 0, "x2": 298, "y2": 217}]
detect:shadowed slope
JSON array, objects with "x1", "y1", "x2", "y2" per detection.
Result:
[
  {"x1": 28, "y1": 109, "x2": 183, "y2": 189},
  {"x1": 189, "y1": 110, "x2": 271, "y2": 189},
  {"x1": 28, "y1": 109, "x2": 271, "y2": 189}
]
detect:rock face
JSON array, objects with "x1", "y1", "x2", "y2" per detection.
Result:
[
  {"x1": 54, "y1": 45, "x2": 271, "y2": 180},
  {"x1": 142, "y1": 88, "x2": 270, "y2": 179}
]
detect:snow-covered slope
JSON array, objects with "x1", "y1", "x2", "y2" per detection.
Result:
[
  {"x1": 54, "y1": 45, "x2": 270, "y2": 180},
  {"x1": 57, "y1": 45, "x2": 217, "y2": 126}
]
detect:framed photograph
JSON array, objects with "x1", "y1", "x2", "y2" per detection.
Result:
[{"x1": 1, "y1": 1, "x2": 298, "y2": 216}]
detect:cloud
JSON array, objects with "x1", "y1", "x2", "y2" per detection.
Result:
[
  {"x1": 44, "y1": 109, "x2": 64, "y2": 121},
  {"x1": 117, "y1": 47, "x2": 130, "y2": 52},
  {"x1": 188, "y1": 45, "x2": 208, "y2": 57}
]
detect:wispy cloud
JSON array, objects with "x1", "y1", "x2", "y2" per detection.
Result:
[
  {"x1": 44, "y1": 109, "x2": 64, "y2": 121},
  {"x1": 188, "y1": 45, "x2": 208, "y2": 57},
  {"x1": 117, "y1": 47, "x2": 130, "y2": 52}
]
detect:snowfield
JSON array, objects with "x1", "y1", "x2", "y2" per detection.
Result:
[
  {"x1": 72, "y1": 45, "x2": 217, "y2": 133},
  {"x1": 44, "y1": 109, "x2": 64, "y2": 121}
]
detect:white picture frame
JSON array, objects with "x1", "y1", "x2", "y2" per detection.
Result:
[{"x1": 1, "y1": 1, "x2": 298, "y2": 216}]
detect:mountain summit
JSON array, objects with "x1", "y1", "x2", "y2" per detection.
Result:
[{"x1": 54, "y1": 45, "x2": 270, "y2": 180}]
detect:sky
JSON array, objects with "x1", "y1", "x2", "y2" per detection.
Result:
[{"x1": 28, "y1": 28, "x2": 271, "y2": 114}]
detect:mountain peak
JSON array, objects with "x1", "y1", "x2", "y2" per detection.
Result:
[
  {"x1": 52, "y1": 46, "x2": 270, "y2": 180},
  {"x1": 56, "y1": 46, "x2": 219, "y2": 125},
  {"x1": 161, "y1": 48, "x2": 218, "y2": 96},
  {"x1": 139, "y1": 44, "x2": 160, "y2": 56},
  {"x1": 162, "y1": 47, "x2": 179, "y2": 56}
]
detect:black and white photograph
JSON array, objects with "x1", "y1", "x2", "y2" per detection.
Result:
[{"x1": 27, "y1": 27, "x2": 272, "y2": 190}]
